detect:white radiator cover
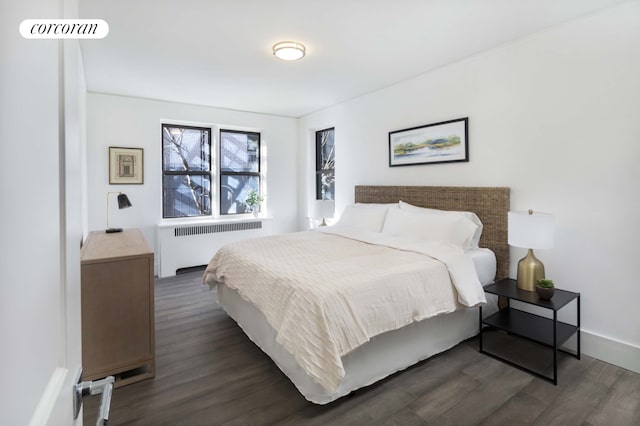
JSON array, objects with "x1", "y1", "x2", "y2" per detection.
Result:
[{"x1": 157, "y1": 218, "x2": 273, "y2": 277}]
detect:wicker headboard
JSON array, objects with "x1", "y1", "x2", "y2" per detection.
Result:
[{"x1": 354, "y1": 185, "x2": 510, "y2": 280}]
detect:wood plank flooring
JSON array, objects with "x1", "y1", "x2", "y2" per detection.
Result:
[{"x1": 83, "y1": 269, "x2": 640, "y2": 425}]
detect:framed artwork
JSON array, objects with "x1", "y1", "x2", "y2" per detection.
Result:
[
  {"x1": 389, "y1": 117, "x2": 468, "y2": 167},
  {"x1": 109, "y1": 147, "x2": 144, "y2": 184}
]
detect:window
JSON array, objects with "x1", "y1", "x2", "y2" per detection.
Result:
[
  {"x1": 315, "y1": 127, "x2": 335, "y2": 200},
  {"x1": 162, "y1": 124, "x2": 212, "y2": 218},
  {"x1": 220, "y1": 129, "x2": 261, "y2": 215}
]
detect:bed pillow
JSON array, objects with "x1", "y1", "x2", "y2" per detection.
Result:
[
  {"x1": 332, "y1": 204, "x2": 389, "y2": 232},
  {"x1": 399, "y1": 200, "x2": 484, "y2": 248},
  {"x1": 382, "y1": 207, "x2": 479, "y2": 249}
]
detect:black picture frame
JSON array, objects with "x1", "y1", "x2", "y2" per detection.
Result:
[{"x1": 389, "y1": 117, "x2": 468, "y2": 167}]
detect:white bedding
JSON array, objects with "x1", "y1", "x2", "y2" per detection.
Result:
[
  {"x1": 203, "y1": 228, "x2": 487, "y2": 393},
  {"x1": 468, "y1": 248, "x2": 497, "y2": 285},
  {"x1": 217, "y1": 284, "x2": 497, "y2": 404}
]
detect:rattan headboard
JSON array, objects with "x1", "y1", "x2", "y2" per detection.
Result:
[{"x1": 354, "y1": 185, "x2": 510, "y2": 280}]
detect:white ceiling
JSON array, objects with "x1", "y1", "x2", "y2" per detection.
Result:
[{"x1": 79, "y1": 0, "x2": 625, "y2": 118}]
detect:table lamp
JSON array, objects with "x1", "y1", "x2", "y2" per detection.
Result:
[
  {"x1": 313, "y1": 199, "x2": 334, "y2": 226},
  {"x1": 508, "y1": 209, "x2": 554, "y2": 291},
  {"x1": 106, "y1": 191, "x2": 132, "y2": 233}
]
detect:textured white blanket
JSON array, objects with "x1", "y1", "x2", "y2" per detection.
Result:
[{"x1": 203, "y1": 229, "x2": 485, "y2": 393}]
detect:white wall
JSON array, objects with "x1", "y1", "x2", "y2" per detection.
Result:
[
  {"x1": 86, "y1": 93, "x2": 299, "y2": 273},
  {"x1": 1, "y1": 1, "x2": 61, "y2": 423},
  {"x1": 299, "y1": 1, "x2": 640, "y2": 370}
]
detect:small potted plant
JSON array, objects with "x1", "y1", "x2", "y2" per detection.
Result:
[
  {"x1": 244, "y1": 189, "x2": 263, "y2": 217},
  {"x1": 536, "y1": 278, "x2": 555, "y2": 300}
]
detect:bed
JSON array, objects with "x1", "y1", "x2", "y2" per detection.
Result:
[{"x1": 203, "y1": 185, "x2": 510, "y2": 404}]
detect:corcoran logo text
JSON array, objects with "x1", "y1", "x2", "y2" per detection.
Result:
[{"x1": 20, "y1": 19, "x2": 109, "y2": 39}]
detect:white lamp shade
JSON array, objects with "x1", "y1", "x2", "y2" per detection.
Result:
[
  {"x1": 508, "y1": 210, "x2": 554, "y2": 249},
  {"x1": 313, "y1": 199, "x2": 334, "y2": 218}
]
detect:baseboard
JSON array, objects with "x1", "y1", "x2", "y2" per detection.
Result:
[
  {"x1": 582, "y1": 329, "x2": 640, "y2": 374},
  {"x1": 28, "y1": 367, "x2": 67, "y2": 426}
]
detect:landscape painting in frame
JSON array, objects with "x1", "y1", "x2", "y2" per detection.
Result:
[{"x1": 389, "y1": 117, "x2": 468, "y2": 167}]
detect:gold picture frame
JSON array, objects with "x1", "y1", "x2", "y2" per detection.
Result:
[{"x1": 109, "y1": 147, "x2": 144, "y2": 184}]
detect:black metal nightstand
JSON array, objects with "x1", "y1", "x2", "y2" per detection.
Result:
[{"x1": 479, "y1": 278, "x2": 581, "y2": 385}]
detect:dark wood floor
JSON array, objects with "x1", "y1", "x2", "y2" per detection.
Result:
[{"x1": 84, "y1": 269, "x2": 640, "y2": 425}]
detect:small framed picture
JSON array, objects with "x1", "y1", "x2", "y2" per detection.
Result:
[
  {"x1": 389, "y1": 117, "x2": 468, "y2": 167},
  {"x1": 109, "y1": 147, "x2": 144, "y2": 184}
]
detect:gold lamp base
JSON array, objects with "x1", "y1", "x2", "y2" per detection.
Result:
[{"x1": 516, "y1": 249, "x2": 546, "y2": 291}]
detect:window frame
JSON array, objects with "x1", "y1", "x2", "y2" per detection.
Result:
[
  {"x1": 161, "y1": 123, "x2": 212, "y2": 219},
  {"x1": 315, "y1": 127, "x2": 335, "y2": 201},
  {"x1": 219, "y1": 128, "x2": 262, "y2": 216}
]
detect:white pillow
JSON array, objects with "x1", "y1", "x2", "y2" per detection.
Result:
[
  {"x1": 333, "y1": 204, "x2": 389, "y2": 232},
  {"x1": 382, "y1": 207, "x2": 479, "y2": 249},
  {"x1": 399, "y1": 200, "x2": 484, "y2": 248}
]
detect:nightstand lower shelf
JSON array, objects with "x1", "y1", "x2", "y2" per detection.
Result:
[{"x1": 483, "y1": 308, "x2": 578, "y2": 349}]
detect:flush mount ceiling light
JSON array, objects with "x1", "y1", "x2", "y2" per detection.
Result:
[{"x1": 273, "y1": 41, "x2": 306, "y2": 61}]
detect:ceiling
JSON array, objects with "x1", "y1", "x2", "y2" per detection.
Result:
[{"x1": 79, "y1": 0, "x2": 625, "y2": 118}]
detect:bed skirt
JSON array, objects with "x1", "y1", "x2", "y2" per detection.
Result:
[{"x1": 217, "y1": 285, "x2": 498, "y2": 404}]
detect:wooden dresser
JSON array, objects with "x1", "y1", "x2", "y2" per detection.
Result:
[{"x1": 80, "y1": 228, "x2": 155, "y2": 387}]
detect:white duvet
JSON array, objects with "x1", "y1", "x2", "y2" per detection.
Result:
[{"x1": 203, "y1": 228, "x2": 486, "y2": 393}]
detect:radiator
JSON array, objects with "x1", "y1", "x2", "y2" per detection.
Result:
[{"x1": 157, "y1": 218, "x2": 273, "y2": 277}]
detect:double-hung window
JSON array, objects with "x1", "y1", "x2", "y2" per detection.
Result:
[
  {"x1": 315, "y1": 127, "x2": 335, "y2": 200},
  {"x1": 220, "y1": 129, "x2": 261, "y2": 215},
  {"x1": 162, "y1": 124, "x2": 212, "y2": 218},
  {"x1": 161, "y1": 125, "x2": 262, "y2": 218}
]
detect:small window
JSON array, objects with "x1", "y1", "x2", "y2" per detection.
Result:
[
  {"x1": 316, "y1": 127, "x2": 335, "y2": 200},
  {"x1": 162, "y1": 124, "x2": 212, "y2": 218},
  {"x1": 220, "y1": 129, "x2": 261, "y2": 215}
]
